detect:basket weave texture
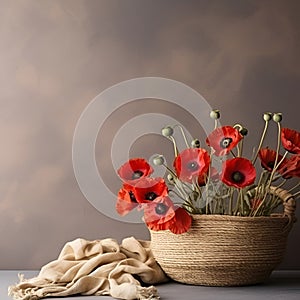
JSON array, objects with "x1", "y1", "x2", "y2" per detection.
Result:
[{"x1": 150, "y1": 188, "x2": 296, "y2": 286}]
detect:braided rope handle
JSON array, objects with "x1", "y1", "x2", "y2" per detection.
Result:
[{"x1": 269, "y1": 186, "x2": 297, "y2": 224}]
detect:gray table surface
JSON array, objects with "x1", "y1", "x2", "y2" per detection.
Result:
[{"x1": 1, "y1": 270, "x2": 300, "y2": 300}]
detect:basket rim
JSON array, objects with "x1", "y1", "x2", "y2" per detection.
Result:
[
  {"x1": 149, "y1": 213, "x2": 292, "y2": 236},
  {"x1": 189, "y1": 213, "x2": 289, "y2": 221}
]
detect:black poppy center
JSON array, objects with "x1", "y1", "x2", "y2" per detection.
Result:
[
  {"x1": 231, "y1": 171, "x2": 245, "y2": 183},
  {"x1": 267, "y1": 161, "x2": 275, "y2": 169},
  {"x1": 129, "y1": 191, "x2": 137, "y2": 203},
  {"x1": 145, "y1": 191, "x2": 158, "y2": 201},
  {"x1": 220, "y1": 137, "x2": 233, "y2": 149},
  {"x1": 131, "y1": 170, "x2": 144, "y2": 180},
  {"x1": 187, "y1": 161, "x2": 199, "y2": 171},
  {"x1": 155, "y1": 203, "x2": 168, "y2": 215}
]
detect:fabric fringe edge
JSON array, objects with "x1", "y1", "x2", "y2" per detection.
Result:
[{"x1": 136, "y1": 285, "x2": 160, "y2": 300}]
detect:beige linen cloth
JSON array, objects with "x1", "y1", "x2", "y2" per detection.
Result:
[{"x1": 8, "y1": 237, "x2": 168, "y2": 300}]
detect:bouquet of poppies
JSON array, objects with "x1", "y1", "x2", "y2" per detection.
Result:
[{"x1": 116, "y1": 110, "x2": 300, "y2": 234}]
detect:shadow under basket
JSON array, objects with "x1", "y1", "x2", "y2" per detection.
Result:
[{"x1": 150, "y1": 187, "x2": 297, "y2": 286}]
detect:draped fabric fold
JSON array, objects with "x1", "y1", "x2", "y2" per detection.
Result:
[{"x1": 8, "y1": 237, "x2": 168, "y2": 300}]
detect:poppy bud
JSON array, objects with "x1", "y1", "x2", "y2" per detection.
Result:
[
  {"x1": 263, "y1": 112, "x2": 272, "y2": 122},
  {"x1": 273, "y1": 113, "x2": 282, "y2": 123},
  {"x1": 191, "y1": 139, "x2": 200, "y2": 148},
  {"x1": 240, "y1": 127, "x2": 248, "y2": 136},
  {"x1": 210, "y1": 110, "x2": 220, "y2": 120},
  {"x1": 167, "y1": 173, "x2": 175, "y2": 183},
  {"x1": 152, "y1": 155, "x2": 164, "y2": 166},
  {"x1": 162, "y1": 126, "x2": 174, "y2": 137}
]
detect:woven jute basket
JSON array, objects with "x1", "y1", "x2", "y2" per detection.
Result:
[{"x1": 150, "y1": 187, "x2": 297, "y2": 286}]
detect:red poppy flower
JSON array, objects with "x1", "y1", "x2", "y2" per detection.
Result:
[
  {"x1": 144, "y1": 198, "x2": 192, "y2": 234},
  {"x1": 206, "y1": 126, "x2": 243, "y2": 156},
  {"x1": 168, "y1": 207, "x2": 192, "y2": 234},
  {"x1": 134, "y1": 177, "x2": 168, "y2": 203},
  {"x1": 221, "y1": 157, "x2": 256, "y2": 188},
  {"x1": 173, "y1": 148, "x2": 210, "y2": 183},
  {"x1": 258, "y1": 148, "x2": 288, "y2": 172},
  {"x1": 116, "y1": 183, "x2": 138, "y2": 216},
  {"x1": 279, "y1": 155, "x2": 300, "y2": 178},
  {"x1": 117, "y1": 158, "x2": 153, "y2": 182},
  {"x1": 143, "y1": 196, "x2": 176, "y2": 231},
  {"x1": 281, "y1": 128, "x2": 300, "y2": 154}
]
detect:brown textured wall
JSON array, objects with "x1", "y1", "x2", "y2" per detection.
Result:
[{"x1": 0, "y1": 0, "x2": 299, "y2": 269}]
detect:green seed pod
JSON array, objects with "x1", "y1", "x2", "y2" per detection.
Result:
[
  {"x1": 152, "y1": 155, "x2": 164, "y2": 166},
  {"x1": 210, "y1": 110, "x2": 220, "y2": 120},
  {"x1": 161, "y1": 126, "x2": 174, "y2": 137},
  {"x1": 167, "y1": 173, "x2": 175, "y2": 183},
  {"x1": 263, "y1": 112, "x2": 272, "y2": 122},
  {"x1": 273, "y1": 113, "x2": 282, "y2": 123},
  {"x1": 240, "y1": 127, "x2": 248, "y2": 136},
  {"x1": 191, "y1": 139, "x2": 200, "y2": 148}
]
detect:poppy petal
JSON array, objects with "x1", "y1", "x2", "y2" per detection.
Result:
[
  {"x1": 117, "y1": 158, "x2": 153, "y2": 182},
  {"x1": 258, "y1": 148, "x2": 287, "y2": 172},
  {"x1": 134, "y1": 177, "x2": 168, "y2": 203},
  {"x1": 279, "y1": 155, "x2": 300, "y2": 178},
  {"x1": 116, "y1": 184, "x2": 138, "y2": 216},
  {"x1": 206, "y1": 126, "x2": 243, "y2": 156},
  {"x1": 281, "y1": 128, "x2": 300, "y2": 154},
  {"x1": 144, "y1": 197, "x2": 176, "y2": 231},
  {"x1": 173, "y1": 148, "x2": 210, "y2": 183},
  {"x1": 116, "y1": 198, "x2": 138, "y2": 216},
  {"x1": 221, "y1": 157, "x2": 256, "y2": 188},
  {"x1": 169, "y1": 207, "x2": 192, "y2": 234}
]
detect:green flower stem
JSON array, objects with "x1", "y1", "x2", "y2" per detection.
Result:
[
  {"x1": 273, "y1": 178, "x2": 287, "y2": 190},
  {"x1": 233, "y1": 124, "x2": 243, "y2": 131},
  {"x1": 204, "y1": 176, "x2": 210, "y2": 214},
  {"x1": 268, "y1": 151, "x2": 288, "y2": 185},
  {"x1": 212, "y1": 197, "x2": 218, "y2": 214},
  {"x1": 192, "y1": 177, "x2": 202, "y2": 208},
  {"x1": 233, "y1": 189, "x2": 243, "y2": 215},
  {"x1": 252, "y1": 119, "x2": 269, "y2": 164},
  {"x1": 238, "y1": 139, "x2": 244, "y2": 157},
  {"x1": 230, "y1": 150, "x2": 237, "y2": 158},
  {"x1": 253, "y1": 151, "x2": 289, "y2": 217},
  {"x1": 293, "y1": 190, "x2": 300, "y2": 199},
  {"x1": 240, "y1": 189, "x2": 244, "y2": 215},
  {"x1": 233, "y1": 124, "x2": 244, "y2": 157},
  {"x1": 174, "y1": 124, "x2": 190, "y2": 149},
  {"x1": 182, "y1": 202, "x2": 195, "y2": 213},
  {"x1": 162, "y1": 163, "x2": 197, "y2": 207},
  {"x1": 179, "y1": 178, "x2": 194, "y2": 192},
  {"x1": 269, "y1": 179, "x2": 287, "y2": 208},
  {"x1": 163, "y1": 163, "x2": 176, "y2": 176},
  {"x1": 214, "y1": 119, "x2": 218, "y2": 130},
  {"x1": 254, "y1": 170, "x2": 270, "y2": 203},
  {"x1": 169, "y1": 136, "x2": 178, "y2": 156},
  {"x1": 272, "y1": 174, "x2": 283, "y2": 181},
  {"x1": 228, "y1": 187, "x2": 234, "y2": 215},
  {"x1": 288, "y1": 181, "x2": 300, "y2": 193},
  {"x1": 252, "y1": 120, "x2": 284, "y2": 217},
  {"x1": 205, "y1": 196, "x2": 209, "y2": 214},
  {"x1": 174, "y1": 178, "x2": 189, "y2": 197},
  {"x1": 169, "y1": 190, "x2": 187, "y2": 202},
  {"x1": 164, "y1": 163, "x2": 194, "y2": 192},
  {"x1": 272, "y1": 121, "x2": 282, "y2": 173},
  {"x1": 162, "y1": 163, "x2": 194, "y2": 193},
  {"x1": 267, "y1": 195, "x2": 282, "y2": 212},
  {"x1": 233, "y1": 190, "x2": 239, "y2": 215}
]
